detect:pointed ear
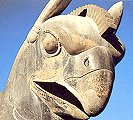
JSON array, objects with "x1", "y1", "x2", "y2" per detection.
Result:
[{"x1": 108, "y1": 1, "x2": 123, "y2": 30}]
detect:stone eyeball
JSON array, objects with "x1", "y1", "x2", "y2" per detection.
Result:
[{"x1": 40, "y1": 32, "x2": 61, "y2": 57}]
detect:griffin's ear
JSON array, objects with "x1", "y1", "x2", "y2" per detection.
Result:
[{"x1": 108, "y1": 1, "x2": 123, "y2": 31}]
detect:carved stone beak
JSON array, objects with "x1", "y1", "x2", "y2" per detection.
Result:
[
  {"x1": 31, "y1": 46, "x2": 114, "y2": 119},
  {"x1": 61, "y1": 46, "x2": 115, "y2": 117},
  {"x1": 64, "y1": 69, "x2": 114, "y2": 117}
]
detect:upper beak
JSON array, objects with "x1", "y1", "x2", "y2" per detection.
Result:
[{"x1": 64, "y1": 69, "x2": 114, "y2": 117}]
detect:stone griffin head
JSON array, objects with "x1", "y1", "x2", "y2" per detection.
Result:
[{"x1": 0, "y1": 0, "x2": 125, "y2": 120}]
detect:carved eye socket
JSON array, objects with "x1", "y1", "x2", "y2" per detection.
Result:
[{"x1": 40, "y1": 32, "x2": 61, "y2": 58}]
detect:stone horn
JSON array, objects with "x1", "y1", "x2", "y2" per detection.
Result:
[{"x1": 26, "y1": 0, "x2": 72, "y2": 43}]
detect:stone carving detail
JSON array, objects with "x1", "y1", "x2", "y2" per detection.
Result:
[{"x1": 0, "y1": 0, "x2": 125, "y2": 120}]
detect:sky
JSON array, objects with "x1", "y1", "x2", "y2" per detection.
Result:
[{"x1": 0, "y1": 0, "x2": 133, "y2": 120}]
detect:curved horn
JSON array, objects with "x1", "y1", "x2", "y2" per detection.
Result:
[
  {"x1": 35, "y1": 0, "x2": 72, "y2": 26},
  {"x1": 27, "y1": 0, "x2": 72, "y2": 43},
  {"x1": 108, "y1": 1, "x2": 123, "y2": 31}
]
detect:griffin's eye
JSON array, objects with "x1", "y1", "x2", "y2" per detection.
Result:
[
  {"x1": 40, "y1": 32, "x2": 61, "y2": 58},
  {"x1": 44, "y1": 39, "x2": 60, "y2": 54}
]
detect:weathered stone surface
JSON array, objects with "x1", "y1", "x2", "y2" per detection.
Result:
[{"x1": 0, "y1": 1, "x2": 125, "y2": 120}]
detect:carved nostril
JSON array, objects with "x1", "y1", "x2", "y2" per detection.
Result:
[{"x1": 84, "y1": 57, "x2": 90, "y2": 67}]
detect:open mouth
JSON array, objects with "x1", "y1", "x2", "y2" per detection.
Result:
[
  {"x1": 34, "y1": 81, "x2": 84, "y2": 112},
  {"x1": 31, "y1": 80, "x2": 89, "y2": 119}
]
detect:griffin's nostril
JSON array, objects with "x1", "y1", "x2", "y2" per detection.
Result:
[{"x1": 84, "y1": 57, "x2": 90, "y2": 67}]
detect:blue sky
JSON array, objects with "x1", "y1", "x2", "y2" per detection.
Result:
[{"x1": 0, "y1": 0, "x2": 133, "y2": 120}]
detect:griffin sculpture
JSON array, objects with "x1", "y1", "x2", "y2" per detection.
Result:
[{"x1": 0, "y1": 0, "x2": 125, "y2": 120}]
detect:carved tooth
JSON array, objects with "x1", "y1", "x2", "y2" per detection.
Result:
[{"x1": 108, "y1": 1, "x2": 123, "y2": 29}]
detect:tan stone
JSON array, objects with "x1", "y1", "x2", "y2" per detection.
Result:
[{"x1": 0, "y1": 1, "x2": 125, "y2": 120}]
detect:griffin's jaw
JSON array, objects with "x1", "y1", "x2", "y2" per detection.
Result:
[{"x1": 31, "y1": 68, "x2": 114, "y2": 119}]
